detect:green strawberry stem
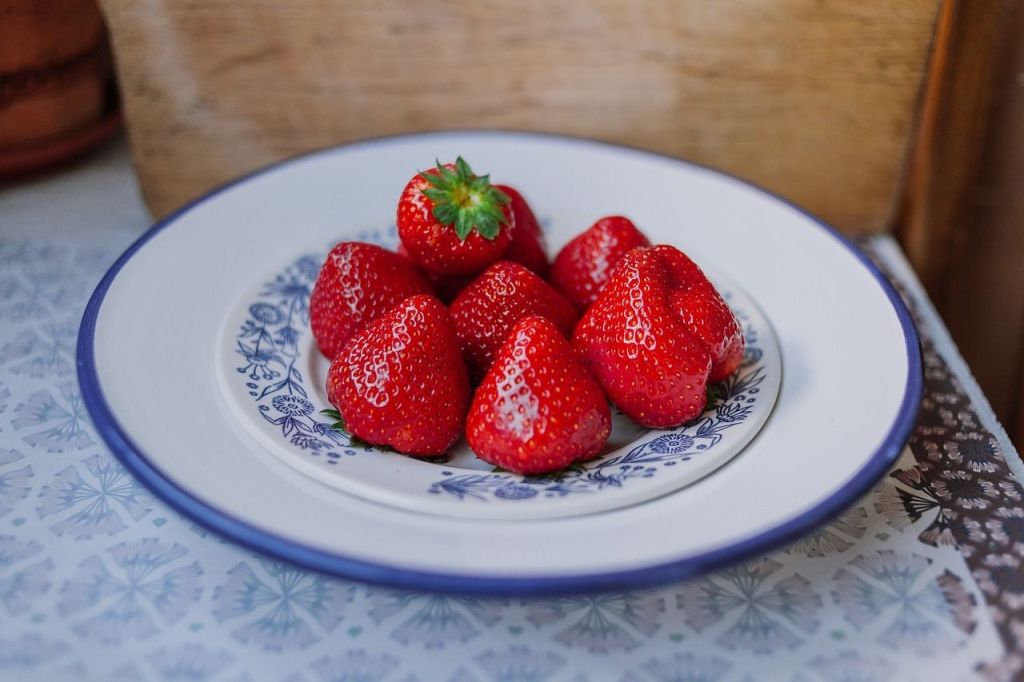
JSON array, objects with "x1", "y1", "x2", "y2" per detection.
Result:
[
  {"x1": 320, "y1": 408, "x2": 376, "y2": 449},
  {"x1": 706, "y1": 382, "x2": 727, "y2": 406},
  {"x1": 420, "y1": 157, "x2": 510, "y2": 241},
  {"x1": 320, "y1": 407, "x2": 346, "y2": 431}
]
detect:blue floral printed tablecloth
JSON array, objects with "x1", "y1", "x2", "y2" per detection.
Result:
[{"x1": 1, "y1": 141, "x2": 1022, "y2": 682}]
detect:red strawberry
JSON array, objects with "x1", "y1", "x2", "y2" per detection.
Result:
[
  {"x1": 397, "y1": 158, "x2": 514, "y2": 275},
  {"x1": 310, "y1": 242, "x2": 433, "y2": 360},
  {"x1": 572, "y1": 248, "x2": 711, "y2": 428},
  {"x1": 326, "y1": 295, "x2": 469, "y2": 456},
  {"x1": 653, "y1": 245, "x2": 745, "y2": 381},
  {"x1": 467, "y1": 316, "x2": 611, "y2": 475},
  {"x1": 450, "y1": 261, "x2": 578, "y2": 382},
  {"x1": 396, "y1": 242, "x2": 472, "y2": 302},
  {"x1": 550, "y1": 216, "x2": 652, "y2": 312},
  {"x1": 494, "y1": 184, "x2": 549, "y2": 276}
]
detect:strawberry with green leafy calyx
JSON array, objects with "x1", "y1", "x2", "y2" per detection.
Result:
[{"x1": 397, "y1": 157, "x2": 515, "y2": 276}]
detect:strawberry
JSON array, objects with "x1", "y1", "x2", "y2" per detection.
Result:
[
  {"x1": 326, "y1": 295, "x2": 469, "y2": 456},
  {"x1": 467, "y1": 316, "x2": 611, "y2": 475},
  {"x1": 450, "y1": 261, "x2": 578, "y2": 382},
  {"x1": 494, "y1": 184, "x2": 549, "y2": 276},
  {"x1": 310, "y1": 242, "x2": 433, "y2": 360},
  {"x1": 653, "y1": 245, "x2": 745, "y2": 382},
  {"x1": 397, "y1": 158, "x2": 514, "y2": 275},
  {"x1": 396, "y1": 242, "x2": 472, "y2": 302},
  {"x1": 572, "y1": 247, "x2": 712, "y2": 428},
  {"x1": 550, "y1": 215, "x2": 652, "y2": 312}
]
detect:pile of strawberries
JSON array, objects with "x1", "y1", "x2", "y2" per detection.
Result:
[{"x1": 310, "y1": 158, "x2": 744, "y2": 475}]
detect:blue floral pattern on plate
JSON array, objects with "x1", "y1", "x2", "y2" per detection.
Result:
[
  {"x1": 234, "y1": 255, "x2": 358, "y2": 462},
  {"x1": 427, "y1": 359, "x2": 766, "y2": 502},
  {"x1": 226, "y1": 227, "x2": 779, "y2": 519}
]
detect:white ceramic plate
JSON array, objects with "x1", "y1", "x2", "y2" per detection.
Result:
[
  {"x1": 217, "y1": 242, "x2": 779, "y2": 520},
  {"x1": 79, "y1": 131, "x2": 920, "y2": 595}
]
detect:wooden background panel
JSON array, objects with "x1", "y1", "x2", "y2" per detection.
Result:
[
  {"x1": 100, "y1": 0, "x2": 940, "y2": 230},
  {"x1": 915, "y1": 2, "x2": 1024, "y2": 449}
]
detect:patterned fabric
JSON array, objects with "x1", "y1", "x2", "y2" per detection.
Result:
[
  {"x1": 0, "y1": 233, "x2": 1021, "y2": 681},
  {"x1": 862, "y1": 245, "x2": 1024, "y2": 680}
]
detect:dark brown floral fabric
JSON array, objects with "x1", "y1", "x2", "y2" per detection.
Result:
[{"x1": 863, "y1": 243, "x2": 1024, "y2": 679}]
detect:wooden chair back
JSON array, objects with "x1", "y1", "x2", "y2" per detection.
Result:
[{"x1": 100, "y1": 0, "x2": 942, "y2": 232}]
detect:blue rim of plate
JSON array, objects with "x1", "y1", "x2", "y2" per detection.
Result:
[{"x1": 77, "y1": 130, "x2": 923, "y2": 596}]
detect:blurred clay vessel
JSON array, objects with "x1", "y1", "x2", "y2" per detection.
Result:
[{"x1": 0, "y1": 0, "x2": 120, "y2": 178}]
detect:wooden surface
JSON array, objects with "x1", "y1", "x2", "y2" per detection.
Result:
[
  {"x1": 100, "y1": 0, "x2": 940, "y2": 231},
  {"x1": 909, "y1": 2, "x2": 1024, "y2": 450},
  {"x1": 897, "y1": 0, "x2": 1010, "y2": 297}
]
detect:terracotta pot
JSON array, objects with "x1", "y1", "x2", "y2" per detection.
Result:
[{"x1": 0, "y1": 0, "x2": 120, "y2": 177}]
